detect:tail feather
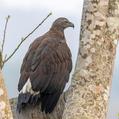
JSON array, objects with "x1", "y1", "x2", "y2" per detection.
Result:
[
  {"x1": 17, "y1": 93, "x2": 31, "y2": 113},
  {"x1": 29, "y1": 94, "x2": 40, "y2": 105},
  {"x1": 41, "y1": 92, "x2": 61, "y2": 113},
  {"x1": 17, "y1": 92, "x2": 61, "y2": 113}
]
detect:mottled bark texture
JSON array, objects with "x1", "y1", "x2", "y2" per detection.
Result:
[
  {"x1": 10, "y1": 93, "x2": 66, "y2": 119},
  {"x1": 62, "y1": 0, "x2": 119, "y2": 119},
  {"x1": 0, "y1": 71, "x2": 13, "y2": 119}
]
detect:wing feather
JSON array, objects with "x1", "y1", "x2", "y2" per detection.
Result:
[
  {"x1": 18, "y1": 36, "x2": 72, "y2": 96},
  {"x1": 30, "y1": 38, "x2": 72, "y2": 94},
  {"x1": 18, "y1": 38, "x2": 43, "y2": 91}
]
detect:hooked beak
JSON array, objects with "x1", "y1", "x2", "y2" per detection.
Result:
[{"x1": 69, "y1": 22, "x2": 74, "y2": 28}]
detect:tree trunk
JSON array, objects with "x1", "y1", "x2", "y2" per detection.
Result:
[
  {"x1": 0, "y1": 71, "x2": 13, "y2": 119},
  {"x1": 62, "y1": 0, "x2": 119, "y2": 119}
]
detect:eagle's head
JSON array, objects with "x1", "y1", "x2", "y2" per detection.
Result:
[{"x1": 51, "y1": 17, "x2": 74, "y2": 31}]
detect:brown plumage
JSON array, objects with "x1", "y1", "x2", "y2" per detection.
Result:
[{"x1": 17, "y1": 17, "x2": 74, "y2": 113}]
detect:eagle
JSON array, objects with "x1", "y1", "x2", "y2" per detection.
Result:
[{"x1": 17, "y1": 17, "x2": 74, "y2": 113}]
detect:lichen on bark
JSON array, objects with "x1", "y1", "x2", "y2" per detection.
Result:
[{"x1": 0, "y1": 71, "x2": 13, "y2": 119}]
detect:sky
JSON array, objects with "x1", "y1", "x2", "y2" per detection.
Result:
[{"x1": 0, "y1": 0, "x2": 118, "y2": 119}]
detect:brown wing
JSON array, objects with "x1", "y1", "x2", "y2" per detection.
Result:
[
  {"x1": 18, "y1": 36, "x2": 72, "y2": 113},
  {"x1": 30, "y1": 37, "x2": 72, "y2": 113},
  {"x1": 30, "y1": 38, "x2": 72, "y2": 94},
  {"x1": 18, "y1": 37, "x2": 43, "y2": 91}
]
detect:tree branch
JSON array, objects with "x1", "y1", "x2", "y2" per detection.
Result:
[
  {"x1": 0, "y1": 15, "x2": 10, "y2": 68},
  {"x1": 10, "y1": 92, "x2": 67, "y2": 119},
  {"x1": 2, "y1": 13, "x2": 52, "y2": 68},
  {"x1": 1, "y1": 15, "x2": 10, "y2": 54}
]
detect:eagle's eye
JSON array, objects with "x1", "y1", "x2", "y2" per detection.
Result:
[{"x1": 64, "y1": 20, "x2": 68, "y2": 23}]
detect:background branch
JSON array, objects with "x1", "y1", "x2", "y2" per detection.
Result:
[
  {"x1": 2, "y1": 12, "x2": 52, "y2": 68},
  {"x1": 1, "y1": 15, "x2": 10, "y2": 54},
  {"x1": 0, "y1": 15, "x2": 10, "y2": 68}
]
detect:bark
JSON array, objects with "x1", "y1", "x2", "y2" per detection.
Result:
[
  {"x1": 62, "y1": 0, "x2": 119, "y2": 119},
  {"x1": 0, "y1": 71, "x2": 13, "y2": 119}
]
